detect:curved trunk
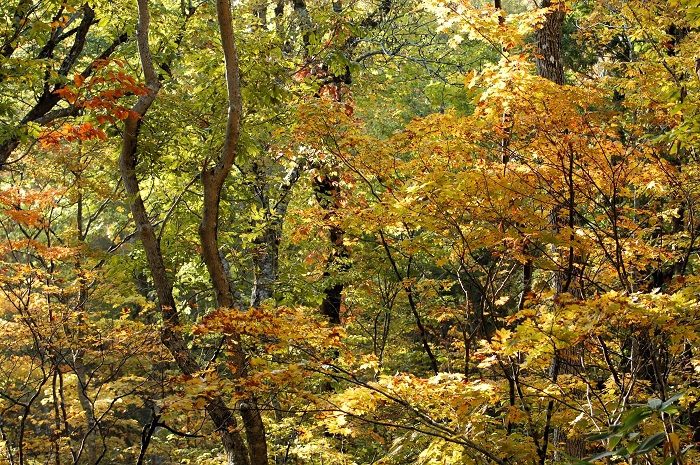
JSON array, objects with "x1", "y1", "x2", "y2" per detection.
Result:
[
  {"x1": 118, "y1": 1, "x2": 257, "y2": 464},
  {"x1": 196, "y1": 1, "x2": 268, "y2": 463}
]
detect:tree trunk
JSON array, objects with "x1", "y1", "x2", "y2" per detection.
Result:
[
  {"x1": 314, "y1": 171, "x2": 348, "y2": 325},
  {"x1": 533, "y1": 1, "x2": 587, "y2": 460},
  {"x1": 118, "y1": 2, "x2": 256, "y2": 464},
  {"x1": 196, "y1": 0, "x2": 268, "y2": 462},
  {"x1": 535, "y1": 0, "x2": 565, "y2": 86}
]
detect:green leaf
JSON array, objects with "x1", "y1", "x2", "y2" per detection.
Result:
[
  {"x1": 609, "y1": 433, "x2": 623, "y2": 449},
  {"x1": 581, "y1": 450, "x2": 616, "y2": 462},
  {"x1": 662, "y1": 405, "x2": 679, "y2": 415},
  {"x1": 587, "y1": 430, "x2": 617, "y2": 441},
  {"x1": 661, "y1": 392, "x2": 685, "y2": 411},
  {"x1": 622, "y1": 407, "x2": 653, "y2": 430},
  {"x1": 614, "y1": 445, "x2": 631, "y2": 458},
  {"x1": 635, "y1": 432, "x2": 666, "y2": 454}
]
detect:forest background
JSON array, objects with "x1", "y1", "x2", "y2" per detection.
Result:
[{"x1": 1, "y1": 0, "x2": 700, "y2": 463}]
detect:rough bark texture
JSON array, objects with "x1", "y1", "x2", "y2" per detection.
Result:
[{"x1": 535, "y1": 0, "x2": 565, "y2": 86}]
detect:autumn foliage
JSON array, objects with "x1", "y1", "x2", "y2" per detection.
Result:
[{"x1": 2, "y1": 0, "x2": 700, "y2": 464}]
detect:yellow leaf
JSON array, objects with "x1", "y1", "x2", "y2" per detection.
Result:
[
  {"x1": 668, "y1": 432, "x2": 680, "y2": 454},
  {"x1": 495, "y1": 296, "x2": 510, "y2": 306}
]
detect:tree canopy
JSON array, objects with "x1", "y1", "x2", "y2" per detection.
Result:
[{"x1": 1, "y1": 0, "x2": 700, "y2": 464}]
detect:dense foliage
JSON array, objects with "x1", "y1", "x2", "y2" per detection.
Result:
[{"x1": 1, "y1": 0, "x2": 700, "y2": 464}]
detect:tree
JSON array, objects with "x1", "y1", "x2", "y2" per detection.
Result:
[
  {"x1": 3, "y1": 0, "x2": 700, "y2": 464},
  {"x1": 0, "y1": 0, "x2": 129, "y2": 167}
]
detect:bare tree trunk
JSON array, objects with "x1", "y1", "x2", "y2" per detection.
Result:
[
  {"x1": 535, "y1": 0, "x2": 565, "y2": 86},
  {"x1": 251, "y1": 222, "x2": 280, "y2": 307},
  {"x1": 197, "y1": 0, "x2": 268, "y2": 463},
  {"x1": 117, "y1": 1, "x2": 256, "y2": 464}
]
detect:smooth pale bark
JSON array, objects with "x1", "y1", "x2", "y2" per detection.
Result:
[{"x1": 117, "y1": 1, "x2": 254, "y2": 464}]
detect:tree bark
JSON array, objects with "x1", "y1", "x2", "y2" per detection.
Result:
[
  {"x1": 535, "y1": 0, "x2": 565, "y2": 86},
  {"x1": 117, "y1": 2, "x2": 254, "y2": 465},
  {"x1": 249, "y1": 160, "x2": 302, "y2": 309},
  {"x1": 0, "y1": 7, "x2": 129, "y2": 167},
  {"x1": 197, "y1": 1, "x2": 268, "y2": 463},
  {"x1": 314, "y1": 171, "x2": 348, "y2": 325}
]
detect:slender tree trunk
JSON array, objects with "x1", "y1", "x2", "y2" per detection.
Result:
[
  {"x1": 197, "y1": 0, "x2": 268, "y2": 462},
  {"x1": 118, "y1": 2, "x2": 255, "y2": 464},
  {"x1": 73, "y1": 366, "x2": 97, "y2": 465},
  {"x1": 69, "y1": 252, "x2": 98, "y2": 465},
  {"x1": 533, "y1": 1, "x2": 588, "y2": 460}
]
